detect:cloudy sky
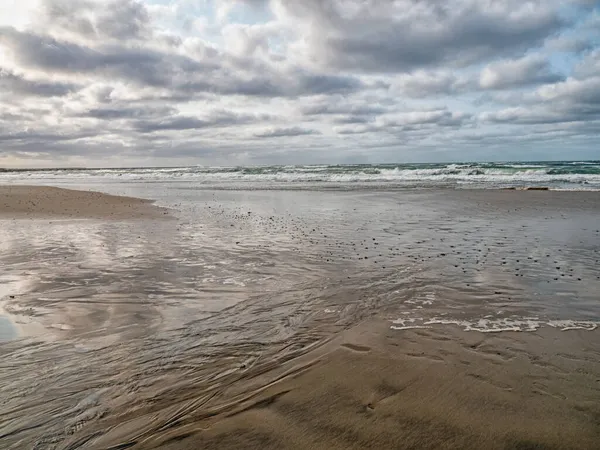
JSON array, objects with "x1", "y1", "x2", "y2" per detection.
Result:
[{"x1": 0, "y1": 0, "x2": 599, "y2": 167}]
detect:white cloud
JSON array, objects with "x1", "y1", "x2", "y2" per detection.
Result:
[{"x1": 0, "y1": 0, "x2": 39, "y2": 29}]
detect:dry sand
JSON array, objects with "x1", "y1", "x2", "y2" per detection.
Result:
[{"x1": 0, "y1": 185, "x2": 168, "y2": 219}]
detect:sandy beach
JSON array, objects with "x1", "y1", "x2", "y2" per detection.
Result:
[
  {"x1": 1, "y1": 185, "x2": 599, "y2": 449},
  {"x1": 0, "y1": 185, "x2": 168, "y2": 219}
]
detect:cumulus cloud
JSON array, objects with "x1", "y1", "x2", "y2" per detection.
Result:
[
  {"x1": 254, "y1": 126, "x2": 320, "y2": 138},
  {"x1": 134, "y1": 110, "x2": 274, "y2": 133},
  {"x1": 273, "y1": 0, "x2": 567, "y2": 72},
  {"x1": 301, "y1": 102, "x2": 388, "y2": 117},
  {"x1": 393, "y1": 71, "x2": 469, "y2": 98},
  {"x1": 0, "y1": 0, "x2": 598, "y2": 166},
  {"x1": 0, "y1": 25, "x2": 362, "y2": 99},
  {"x1": 482, "y1": 76, "x2": 600, "y2": 125},
  {"x1": 479, "y1": 55, "x2": 564, "y2": 90},
  {"x1": 39, "y1": 0, "x2": 152, "y2": 41},
  {"x1": 383, "y1": 110, "x2": 472, "y2": 128},
  {"x1": 333, "y1": 108, "x2": 472, "y2": 136},
  {"x1": 0, "y1": 68, "x2": 80, "y2": 98},
  {"x1": 76, "y1": 106, "x2": 177, "y2": 120}
]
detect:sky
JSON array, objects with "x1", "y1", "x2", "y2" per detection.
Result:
[{"x1": 0, "y1": 0, "x2": 599, "y2": 168}]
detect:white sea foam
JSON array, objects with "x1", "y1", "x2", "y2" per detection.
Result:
[
  {"x1": 390, "y1": 317, "x2": 431, "y2": 330},
  {"x1": 547, "y1": 320, "x2": 598, "y2": 331},
  {"x1": 1, "y1": 163, "x2": 599, "y2": 190},
  {"x1": 391, "y1": 316, "x2": 600, "y2": 333}
]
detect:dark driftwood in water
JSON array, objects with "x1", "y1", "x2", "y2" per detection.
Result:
[{"x1": 504, "y1": 187, "x2": 550, "y2": 191}]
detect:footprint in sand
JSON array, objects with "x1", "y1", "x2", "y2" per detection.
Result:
[
  {"x1": 467, "y1": 373, "x2": 513, "y2": 391},
  {"x1": 405, "y1": 352, "x2": 445, "y2": 362},
  {"x1": 532, "y1": 382, "x2": 567, "y2": 400},
  {"x1": 341, "y1": 343, "x2": 371, "y2": 353}
]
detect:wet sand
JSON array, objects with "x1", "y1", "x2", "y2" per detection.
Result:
[
  {"x1": 55, "y1": 318, "x2": 599, "y2": 450},
  {"x1": 0, "y1": 185, "x2": 168, "y2": 219},
  {"x1": 0, "y1": 187, "x2": 599, "y2": 449},
  {"x1": 150, "y1": 322, "x2": 600, "y2": 450}
]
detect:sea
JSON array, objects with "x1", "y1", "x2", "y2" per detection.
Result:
[{"x1": 1, "y1": 161, "x2": 599, "y2": 190}]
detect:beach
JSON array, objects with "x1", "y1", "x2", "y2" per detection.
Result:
[
  {"x1": 0, "y1": 185, "x2": 169, "y2": 219},
  {"x1": 1, "y1": 181, "x2": 599, "y2": 449}
]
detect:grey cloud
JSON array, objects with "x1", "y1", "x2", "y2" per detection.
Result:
[
  {"x1": 0, "y1": 27, "x2": 362, "y2": 98},
  {"x1": 536, "y1": 76, "x2": 600, "y2": 106},
  {"x1": 42, "y1": 0, "x2": 151, "y2": 40},
  {"x1": 383, "y1": 110, "x2": 472, "y2": 128},
  {"x1": 0, "y1": 128, "x2": 97, "y2": 143},
  {"x1": 0, "y1": 112, "x2": 30, "y2": 122},
  {"x1": 0, "y1": 68, "x2": 80, "y2": 97},
  {"x1": 393, "y1": 71, "x2": 469, "y2": 98},
  {"x1": 335, "y1": 109, "x2": 472, "y2": 135},
  {"x1": 275, "y1": 0, "x2": 568, "y2": 72},
  {"x1": 254, "y1": 126, "x2": 320, "y2": 138},
  {"x1": 482, "y1": 108, "x2": 578, "y2": 125},
  {"x1": 482, "y1": 76, "x2": 600, "y2": 125},
  {"x1": 301, "y1": 103, "x2": 388, "y2": 116},
  {"x1": 92, "y1": 0, "x2": 151, "y2": 40},
  {"x1": 479, "y1": 55, "x2": 564, "y2": 90},
  {"x1": 202, "y1": 71, "x2": 362, "y2": 97},
  {"x1": 0, "y1": 27, "x2": 209, "y2": 84},
  {"x1": 393, "y1": 55, "x2": 565, "y2": 99},
  {"x1": 77, "y1": 105, "x2": 177, "y2": 120},
  {"x1": 133, "y1": 116, "x2": 212, "y2": 133},
  {"x1": 293, "y1": 73, "x2": 363, "y2": 96},
  {"x1": 335, "y1": 125, "x2": 379, "y2": 135},
  {"x1": 332, "y1": 116, "x2": 371, "y2": 125},
  {"x1": 91, "y1": 86, "x2": 116, "y2": 104},
  {"x1": 133, "y1": 111, "x2": 273, "y2": 133}
]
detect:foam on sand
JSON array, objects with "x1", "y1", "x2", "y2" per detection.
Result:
[{"x1": 391, "y1": 316, "x2": 599, "y2": 333}]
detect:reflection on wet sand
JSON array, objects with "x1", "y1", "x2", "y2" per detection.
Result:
[{"x1": 1, "y1": 187, "x2": 599, "y2": 449}]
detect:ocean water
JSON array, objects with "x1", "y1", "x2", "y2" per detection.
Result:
[{"x1": 1, "y1": 161, "x2": 600, "y2": 190}]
